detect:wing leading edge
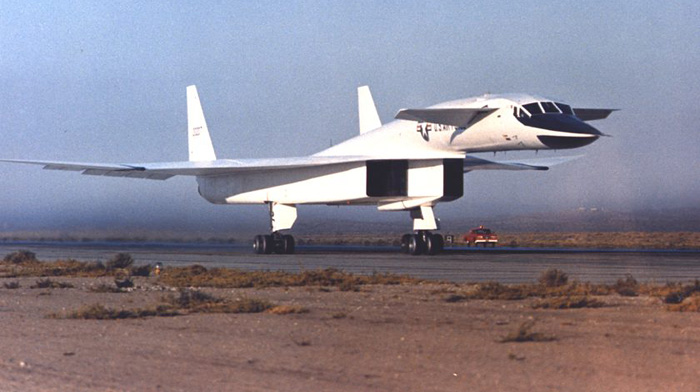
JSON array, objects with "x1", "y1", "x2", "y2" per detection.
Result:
[
  {"x1": 1, "y1": 153, "x2": 581, "y2": 180},
  {"x1": 0, "y1": 157, "x2": 374, "y2": 180}
]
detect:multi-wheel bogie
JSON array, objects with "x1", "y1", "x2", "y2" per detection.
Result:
[
  {"x1": 400, "y1": 231, "x2": 444, "y2": 255},
  {"x1": 253, "y1": 232, "x2": 295, "y2": 254}
]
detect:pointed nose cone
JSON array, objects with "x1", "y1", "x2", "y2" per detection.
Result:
[
  {"x1": 518, "y1": 113, "x2": 602, "y2": 149},
  {"x1": 534, "y1": 113, "x2": 603, "y2": 136},
  {"x1": 537, "y1": 134, "x2": 599, "y2": 149}
]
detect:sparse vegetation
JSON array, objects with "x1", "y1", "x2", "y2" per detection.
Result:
[
  {"x1": 30, "y1": 278, "x2": 74, "y2": 289},
  {"x1": 114, "y1": 277, "x2": 134, "y2": 289},
  {"x1": 459, "y1": 282, "x2": 530, "y2": 300},
  {"x1": 129, "y1": 264, "x2": 152, "y2": 277},
  {"x1": 532, "y1": 296, "x2": 605, "y2": 310},
  {"x1": 667, "y1": 294, "x2": 700, "y2": 312},
  {"x1": 106, "y1": 253, "x2": 134, "y2": 270},
  {"x1": 613, "y1": 275, "x2": 639, "y2": 297},
  {"x1": 267, "y1": 305, "x2": 309, "y2": 315},
  {"x1": 53, "y1": 303, "x2": 178, "y2": 320},
  {"x1": 444, "y1": 294, "x2": 468, "y2": 303},
  {"x1": 1, "y1": 252, "x2": 152, "y2": 279},
  {"x1": 52, "y1": 289, "x2": 276, "y2": 320},
  {"x1": 3, "y1": 281, "x2": 21, "y2": 289},
  {"x1": 161, "y1": 289, "x2": 274, "y2": 314},
  {"x1": 88, "y1": 283, "x2": 127, "y2": 293},
  {"x1": 494, "y1": 231, "x2": 700, "y2": 250},
  {"x1": 500, "y1": 321, "x2": 557, "y2": 343},
  {"x1": 538, "y1": 268, "x2": 569, "y2": 287},
  {"x1": 3, "y1": 250, "x2": 38, "y2": 264},
  {"x1": 157, "y1": 266, "x2": 422, "y2": 289}
]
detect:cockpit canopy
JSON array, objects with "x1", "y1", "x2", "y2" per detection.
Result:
[{"x1": 515, "y1": 101, "x2": 574, "y2": 118}]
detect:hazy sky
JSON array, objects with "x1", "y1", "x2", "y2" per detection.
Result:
[{"x1": 1, "y1": 1, "x2": 699, "y2": 233}]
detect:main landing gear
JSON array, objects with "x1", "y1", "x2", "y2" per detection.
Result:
[
  {"x1": 400, "y1": 231, "x2": 444, "y2": 256},
  {"x1": 399, "y1": 205, "x2": 444, "y2": 256},
  {"x1": 253, "y1": 202, "x2": 298, "y2": 255},
  {"x1": 253, "y1": 233, "x2": 295, "y2": 254}
]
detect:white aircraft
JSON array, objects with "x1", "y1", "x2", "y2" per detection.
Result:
[{"x1": 1, "y1": 85, "x2": 614, "y2": 255}]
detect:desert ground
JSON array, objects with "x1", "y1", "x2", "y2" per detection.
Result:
[{"x1": 1, "y1": 253, "x2": 699, "y2": 392}]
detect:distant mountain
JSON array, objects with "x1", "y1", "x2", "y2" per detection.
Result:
[
  {"x1": 457, "y1": 207, "x2": 700, "y2": 232},
  {"x1": 295, "y1": 207, "x2": 700, "y2": 234},
  {"x1": 1, "y1": 207, "x2": 698, "y2": 243}
]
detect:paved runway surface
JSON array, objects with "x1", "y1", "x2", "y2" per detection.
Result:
[{"x1": 2, "y1": 242, "x2": 699, "y2": 284}]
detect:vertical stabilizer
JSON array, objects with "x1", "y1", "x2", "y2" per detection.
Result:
[
  {"x1": 358, "y1": 85, "x2": 382, "y2": 134},
  {"x1": 187, "y1": 85, "x2": 217, "y2": 162}
]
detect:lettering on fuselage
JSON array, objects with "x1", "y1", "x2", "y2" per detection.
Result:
[{"x1": 416, "y1": 123, "x2": 457, "y2": 142}]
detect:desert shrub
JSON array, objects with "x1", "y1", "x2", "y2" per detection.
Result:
[
  {"x1": 664, "y1": 291, "x2": 685, "y2": 304},
  {"x1": 46, "y1": 260, "x2": 106, "y2": 277},
  {"x1": 500, "y1": 321, "x2": 556, "y2": 343},
  {"x1": 106, "y1": 253, "x2": 134, "y2": 270},
  {"x1": 114, "y1": 277, "x2": 134, "y2": 289},
  {"x1": 444, "y1": 294, "x2": 468, "y2": 303},
  {"x1": 229, "y1": 298, "x2": 274, "y2": 313},
  {"x1": 3, "y1": 250, "x2": 38, "y2": 264},
  {"x1": 7, "y1": 258, "x2": 107, "y2": 278},
  {"x1": 667, "y1": 294, "x2": 700, "y2": 312},
  {"x1": 55, "y1": 303, "x2": 178, "y2": 320},
  {"x1": 267, "y1": 305, "x2": 309, "y2": 315},
  {"x1": 463, "y1": 282, "x2": 530, "y2": 300},
  {"x1": 538, "y1": 268, "x2": 569, "y2": 287},
  {"x1": 162, "y1": 289, "x2": 273, "y2": 314},
  {"x1": 165, "y1": 289, "x2": 222, "y2": 309},
  {"x1": 31, "y1": 278, "x2": 74, "y2": 289},
  {"x1": 53, "y1": 290, "x2": 276, "y2": 320},
  {"x1": 662, "y1": 280, "x2": 700, "y2": 304},
  {"x1": 339, "y1": 279, "x2": 359, "y2": 292},
  {"x1": 532, "y1": 296, "x2": 605, "y2": 309},
  {"x1": 3, "y1": 281, "x2": 21, "y2": 289},
  {"x1": 158, "y1": 266, "x2": 420, "y2": 289},
  {"x1": 129, "y1": 264, "x2": 151, "y2": 277},
  {"x1": 88, "y1": 283, "x2": 126, "y2": 293},
  {"x1": 613, "y1": 275, "x2": 639, "y2": 297}
]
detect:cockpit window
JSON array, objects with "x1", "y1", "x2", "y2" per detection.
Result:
[
  {"x1": 555, "y1": 102, "x2": 574, "y2": 115},
  {"x1": 540, "y1": 102, "x2": 560, "y2": 113},
  {"x1": 523, "y1": 102, "x2": 543, "y2": 115}
]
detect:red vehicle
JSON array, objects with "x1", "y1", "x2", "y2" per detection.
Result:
[{"x1": 463, "y1": 226, "x2": 498, "y2": 247}]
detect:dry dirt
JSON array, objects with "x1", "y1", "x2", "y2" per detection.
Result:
[{"x1": 1, "y1": 276, "x2": 699, "y2": 392}]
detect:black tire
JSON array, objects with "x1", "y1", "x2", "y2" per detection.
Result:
[
  {"x1": 424, "y1": 234, "x2": 434, "y2": 255},
  {"x1": 263, "y1": 235, "x2": 273, "y2": 254},
  {"x1": 400, "y1": 234, "x2": 412, "y2": 253},
  {"x1": 428, "y1": 234, "x2": 444, "y2": 255},
  {"x1": 407, "y1": 234, "x2": 424, "y2": 256},
  {"x1": 253, "y1": 235, "x2": 265, "y2": 254},
  {"x1": 282, "y1": 235, "x2": 295, "y2": 254}
]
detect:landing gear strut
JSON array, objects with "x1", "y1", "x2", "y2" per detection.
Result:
[
  {"x1": 253, "y1": 202, "x2": 297, "y2": 255},
  {"x1": 400, "y1": 231, "x2": 444, "y2": 256}
]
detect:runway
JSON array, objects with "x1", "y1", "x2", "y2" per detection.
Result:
[{"x1": 2, "y1": 242, "x2": 699, "y2": 284}]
